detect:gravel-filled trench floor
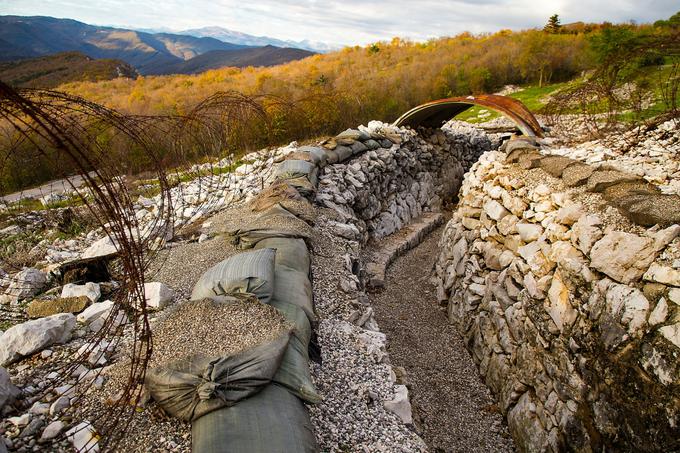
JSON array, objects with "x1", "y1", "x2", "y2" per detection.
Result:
[{"x1": 369, "y1": 223, "x2": 516, "y2": 453}]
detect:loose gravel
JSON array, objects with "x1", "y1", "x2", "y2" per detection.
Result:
[
  {"x1": 308, "y1": 210, "x2": 427, "y2": 453},
  {"x1": 370, "y1": 223, "x2": 516, "y2": 453},
  {"x1": 149, "y1": 297, "x2": 290, "y2": 367}
]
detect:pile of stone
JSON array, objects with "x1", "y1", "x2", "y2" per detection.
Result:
[
  {"x1": 318, "y1": 121, "x2": 490, "y2": 243},
  {"x1": 435, "y1": 138, "x2": 680, "y2": 451},
  {"x1": 546, "y1": 118, "x2": 680, "y2": 195},
  {"x1": 0, "y1": 145, "x2": 292, "y2": 280},
  {"x1": 0, "y1": 277, "x2": 172, "y2": 451}
]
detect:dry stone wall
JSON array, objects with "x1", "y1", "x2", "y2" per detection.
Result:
[
  {"x1": 317, "y1": 121, "x2": 492, "y2": 243},
  {"x1": 435, "y1": 138, "x2": 680, "y2": 452}
]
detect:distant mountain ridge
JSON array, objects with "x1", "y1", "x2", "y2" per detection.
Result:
[
  {"x1": 0, "y1": 51, "x2": 136, "y2": 88},
  {"x1": 177, "y1": 26, "x2": 338, "y2": 53},
  {"x1": 0, "y1": 16, "x2": 314, "y2": 75},
  {"x1": 147, "y1": 45, "x2": 315, "y2": 75}
]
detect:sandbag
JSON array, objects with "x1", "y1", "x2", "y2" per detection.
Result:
[
  {"x1": 300, "y1": 146, "x2": 328, "y2": 167},
  {"x1": 272, "y1": 265, "x2": 314, "y2": 323},
  {"x1": 250, "y1": 181, "x2": 304, "y2": 213},
  {"x1": 192, "y1": 383, "x2": 318, "y2": 453},
  {"x1": 270, "y1": 298, "x2": 320, "y2": 404},
  {"x1": 286, "y1": 175, "x2": 317, "y2": 197},
  {"x1": 275, "y1": 160, "x2": 316, "y2": 181},
  {"x1": 334, "y1": 145, "x2": 353, "y2": 162},
  {"x1": 324, "y1": 149, "x2": 339, "y2": 164},
  {"x1": 146, "y1": 333, "x2": 290, "y2": 422},
  {"x1": 229, "y1": 205, "x2": 311, "y2": 249},
  {"x1": 230, "y1": 228, "x2": 311, "y2": 250},
  {"x1": 255, "y1": 238, "x2": 310, "y2": 273},
  {"x1": 284, "y1": 151, "x2": 315, "y2": 164},
  {"x1": 190, "y1": 248, "x2": 275, "y2": 304}
]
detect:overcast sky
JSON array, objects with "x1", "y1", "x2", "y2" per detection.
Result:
[{"x1": 1, "y1": 0, "x2": 677, "y2": 46}]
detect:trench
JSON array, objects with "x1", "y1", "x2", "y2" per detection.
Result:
[{"x1": 367, "y1": 217, "x2": 516, "y2": 453}]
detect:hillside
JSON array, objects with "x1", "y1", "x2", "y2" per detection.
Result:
[
  {"x1": 0, "y1": 52, "x2": 137, "y2": 88},
  {"x1": 61, "y1": 29, "x2": 594, "y2": 123},
  {"x1": 146, "y1": 45, "x2": 315, "y2": 75},
  {"x1": 0, "y1": 16, "x2": 250, "y2": 74}
]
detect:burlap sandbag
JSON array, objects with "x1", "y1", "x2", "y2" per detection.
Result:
[
  {"x1": 255, "y1": 237, "x2": 310, "y2": 273},
  {"x1": 192, "y1": 383, "x2": 318, "y2": 453},
  {"x1": 145, "y1": 333, "x2": 290, "y2": 422},
  {"x1": 271, "y1": 298, "x2": 321, "y2": 404},
  {"x1": 229, "y1": 204, "x2": 312, "y2": 250},
  {"x1": 190, "y1": 248, "x2": 275, "y2": 304}
]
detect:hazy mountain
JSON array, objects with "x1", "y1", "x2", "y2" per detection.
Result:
[
  {"x1": 178, "y1": 26, "x2": 338, "y2": 53},
  {"x1": 147, "y1": 45, "x2": 315, "y2": 75},
  {"x1": 0, "y1": 51, "x2": 137, "y2": 88},
  {"x1": 0, "y1": 16, "x2": 248, "y2": 74}
]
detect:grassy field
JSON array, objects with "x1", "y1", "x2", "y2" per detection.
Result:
[
  {"x1": 455, "y1": 62, "x2": 675, "y2": 125},
  {"x1": 454, "y1": 82, "x2": 570, "y2": 123}
]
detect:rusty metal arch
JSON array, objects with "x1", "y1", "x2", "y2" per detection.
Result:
[{"x1": 393, "y1": 94, "x2": 543, "y2": 137}]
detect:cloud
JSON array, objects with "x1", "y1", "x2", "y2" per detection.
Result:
[{"x1": 1, "y1": 0, "x2": 677, "y2": 46}]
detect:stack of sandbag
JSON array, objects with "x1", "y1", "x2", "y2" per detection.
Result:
[
  {"x1": 189, "y1": 247, "x2": 320, "y2": 404},
  {"x1": 168, "y1": 243, "x2": 318, "y2": 452},
  {"x1": 150, "y1": 132, "x2": 388, "y2": 452},
  {"x1": 228, "y1": 203, "x2": 313, "y2": 250}
]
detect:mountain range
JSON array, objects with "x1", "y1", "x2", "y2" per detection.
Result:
[
  {"x1": 176, "y1": 26, "x2": 337, "y2": 53},
  {"x1": 0, "y1": 16, "x2": 316, "y2": 77},
  {"x1": 145, "y1": 45, "x2": 314, "y2": 75}
]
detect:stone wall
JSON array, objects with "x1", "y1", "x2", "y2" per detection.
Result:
[
  {"x1": 435, "y1": 138, "x2": 680, "y2": 451},
  {"x1": 317, "y1": 121, "x2": 492, "y2": 243}
]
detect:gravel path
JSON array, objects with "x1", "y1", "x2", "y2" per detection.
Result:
[{"x1": 370, "y1": 224, "x2": 516, "y2": 453}]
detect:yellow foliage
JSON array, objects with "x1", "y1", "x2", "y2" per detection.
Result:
[{"x1": 61, "y1": 29, "x2": 595, "y2": 132}]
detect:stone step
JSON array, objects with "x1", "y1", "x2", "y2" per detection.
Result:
[{"x1": 365, "y1": 212, "x2": 445, "y2": 289}]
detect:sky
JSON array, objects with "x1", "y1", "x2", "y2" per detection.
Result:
[{"x1": 1, "y1": 0, "x2": 677, "y2": 46}]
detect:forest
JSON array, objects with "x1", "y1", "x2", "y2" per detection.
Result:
[{"x1": 1, "y1": 13, "x2": 678, "y2": 195}]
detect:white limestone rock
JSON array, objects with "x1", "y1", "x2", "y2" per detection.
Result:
[
  {"x1": 66, "y1": 421, "x2": 100, "y2": 453},
  {"x1": 555, "y1": 203, "x2": 584, "y2": 225},
  {"x1": 659, "y1": 323, "x2": 680, "y2": 349},
  {"x1": 572, "y1": 215, "x2": 603, "y2": 255},
  {"x1": 5, "y1": 268, "x2": 47, "y2": 299},
  {"x1": 7, "y1": 413, "x2": 30, "y2": 427},
  {"x1": 518, "y1": 241, "x2": 554, "y2": 277},
  {"x1": 77, "y1": 300, "x2": 114, "y2": 325},
  {"x1": 329, "y1": 221, "x2": 362, "y2": 241},
  {"x1": 144, "y1": 282, "x2": 175, "y2": 309},
  {"x1": 605, "y1": 283, "x2": 650, "y2": 334},
  {"x1": 40, "y1": 420, "x2": 64, "y2": 441},
  {"x1": 501, "y1": 191, "x2": 527, "y2": 216},
  {"x1": 516, "y1": 223, "x2": 543, "y2": 242},
  {"x1": 643, "y1": 264, "x2": 680, "y2": 287},
  {"x1": 49, "y1": 396, "x2": 71, "y2": 416},
  {"x1": 82, "y1": 237, "x2": 117, "y2": 259},
  {"x1": 668, "y1": 288, "x2": 680, "y2": 305},
  {"x1": 545, "y1": 271, "x2": 577, "y2": 332},
  {"x1": 61, "y1": 282, "x2": 101, "y2": 303},
  {"x1": 590, "y1": 232, "x2": 659, "y2": 284},
  {"x1": 484, "y1": 199, "x2": 509, "y2": 221},
  {"x1": 0, "y1": 313, "x2": 76, "y2": 366},
  {"x1": 383, "y1": 385, "x2": 413, "y2": 424},
  {"x1": 648, "y1": 298, "x2": 668, "y2": 326}
]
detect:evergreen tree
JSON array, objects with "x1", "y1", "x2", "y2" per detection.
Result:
[{"x1": 544, "y1": 14, "x2": 561, "y2": 33}]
